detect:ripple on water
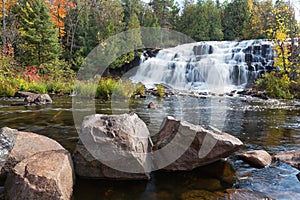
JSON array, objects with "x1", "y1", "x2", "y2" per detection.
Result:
[{"x1": 0, "y1": 96, "x2": 300, "y2": 199}]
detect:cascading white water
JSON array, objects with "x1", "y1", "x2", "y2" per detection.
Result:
[{"x1": 131, "y1": 40, "x2": 274, "y2": 94}]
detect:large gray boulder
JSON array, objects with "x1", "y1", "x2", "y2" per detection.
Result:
[
  {"x1": 5, "y1": 150, "x2": 74, "y2": 200},
  {"x1": 274, "y1": 150, "x2": 300, "y2": 170},
  {"x1": 0, "y1": 127, "x2": 65, "y2": 181},
  {"x1": 73, "y1": 113, "x2": 151, "y2": 179},
  {"x1": 238, "y1": 150, "x2": 272, "y2": 168},
  {"x1": 154, "y1": 116, "x2": 243, "y2": 171},
  {"x1": 73, "y1": 141, "x2": 149, "y2": 180}
]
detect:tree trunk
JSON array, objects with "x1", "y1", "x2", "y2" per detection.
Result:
[{"x1": 2, "y1": 0, "x2": 6, "y2": 55}]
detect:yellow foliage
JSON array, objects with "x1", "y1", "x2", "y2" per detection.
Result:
[
  {"x1": 0, "y1": 0, "x2": 17, "y2": 18},
  {"x1": 46, "y1": 0, "x2": 76, "y2": 37},
  {"x1": 26, "y1": 2, "x2": 34, "y2": 13}
]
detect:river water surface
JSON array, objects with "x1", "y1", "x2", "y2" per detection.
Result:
[{"x1": 0, "y1": 95, "x2": 300, "y2": 199}]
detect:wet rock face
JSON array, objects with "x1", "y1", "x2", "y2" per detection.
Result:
[
  {"x1": 5, "y1": 150, "x2": 74, "y2": 200},
  {"x1": 154, "y1": 116, "x2": 243, "y2": 171},
  {"x1": 238, "y1": 150, "x2": 272, "y2": 168},
  {"x1": 274, "y1": 150, "x2": 300, "y2": 170},
  {"x1": 74, "y1": 113, "x2": 151, "y2": 179}
]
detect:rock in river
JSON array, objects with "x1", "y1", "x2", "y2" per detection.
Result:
[
  {"x1": 15, "y1": 91, "x2": 53, "y2": 105},
  {"x1": 0, "y1": 127, "x2": 65, "y2": 181},
  {"x1": 238, "y1": 150, "x2": 272, "y2": 168},
  {"x1": 73, "y1": 113, "x2": 151, "y2": 179},
  {"x1": 25, "y1": 93, "x2": 52, "y2": 105},
  {"x1": 147, "y1": 102, "x2": 157, "y2": 109},
  {"x1": 5, "y1": 150, "x2": 74, "y2": 200},
  {"x1": 73, "y1": 141, "x2": 149, "y2": 180},
  {"x1": 273, "y1": 150, "x2": 300, "y2": 170},
  {"x1": 154, "y1": 116, "x2": 243, "y2": 171}
]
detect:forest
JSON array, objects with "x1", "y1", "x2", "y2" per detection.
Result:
[{"x1": 1, "y1": 0, "x2": 300, "y2": 99}]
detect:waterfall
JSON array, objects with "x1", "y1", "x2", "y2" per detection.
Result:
[{"x1": 131, "y1": 40, "x2": 274, "y2": 94}]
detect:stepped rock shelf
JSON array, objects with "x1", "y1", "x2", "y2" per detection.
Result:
[{"x1": 132, "y1": 39, "x2": 275, "y2": 93}]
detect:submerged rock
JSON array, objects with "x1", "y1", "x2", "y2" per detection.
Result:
[
  {"x1": 154, "y1": 116, "x2": 243, "y2": 171},
  {"x1": 180, "y1": 189, "x2": 223, "y2": 200},
  {"x1": 225, "y1": 189, "x2": 274, "y2": 200},
  {"x1": 237, "y1": 150, "x2": 272, "y2": 168},
  {"x1": 273, "y1": 150, "x2": 300, "y2": 170},
  {"x1": 73, "y1": 113, "x2": 151, "y2": 179},
  {"x1": 0, "y1": 127, "x2": 65, "y2": 181},
  {"x1": 5, "y1": 150, "x2": 74, "y2": 200}
]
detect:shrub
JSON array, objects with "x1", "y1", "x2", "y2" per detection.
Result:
[
  {"x1": 96, "y1": 78, "x2": 118, "y2": 99},
  {"x1": 290, "y1": 80, "x2": 300, "y2": 99},
  {"x1": 27, "y1": 81, "x2": 48, "y2": 94},
  {"x1": 134, "y1": 83, "x2": 145, "y2": 95},
  {"x1": 256, "y1": 72, "x2": 294, "y2": 99},
  {"x1": 73, "y1": 78, "x2": 146, "y2": 100},
  {"x1": 73, "y1": 79, "x2": 98, "y2": 97},
  {"x1": 156, "y1": 84, "x2": 165, "y2": 98},
  {"x1": 0, "y1": 75, "x2": 19, "y2": 96},
  {"x1": 46, "y1": 79, "x2": 74, "y2": 94}
]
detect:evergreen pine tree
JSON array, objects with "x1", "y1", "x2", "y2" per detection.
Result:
[{"x1": 18, "y1": 0, "x2": 61, "y2": 68}]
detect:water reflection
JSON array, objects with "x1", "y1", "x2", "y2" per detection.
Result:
[{"x1": 0, "y1": 96, "x2": 300, "y2": 199}]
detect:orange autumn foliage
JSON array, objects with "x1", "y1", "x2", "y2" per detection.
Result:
[{"x1": 46, "y1": 0, "x2": 76, "y2": 37}]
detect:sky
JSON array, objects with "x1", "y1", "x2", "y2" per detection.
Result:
[{"x1": 291, "y1": 0, "x2": 300, "y2": 21}]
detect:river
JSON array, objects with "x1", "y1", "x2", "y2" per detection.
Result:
[{"x1": 0, "y1": 95, "x2": 300, "y2": 199}]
